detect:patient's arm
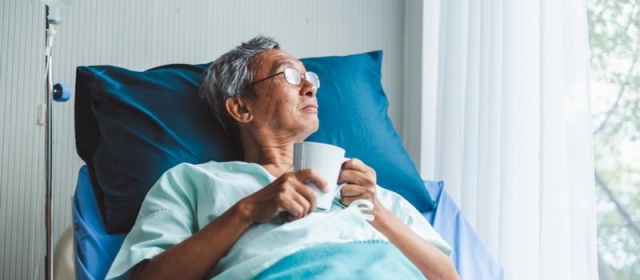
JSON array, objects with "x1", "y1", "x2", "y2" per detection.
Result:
[
  {"x1": 372, "y1": 207, "x2": 460, "y2": 280},
  {"x1": 339, "y1": 159, "x2": 460, "y2": 280},
  {"x1": 130, "y1": 169, "x2": 325, "y2": 280},
  {"x1": 130, "y1": 203, "x2": 252, "y2": 280}
]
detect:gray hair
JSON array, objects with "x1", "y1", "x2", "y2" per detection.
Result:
[{"x1": 200, "y1": 36, "x2": 280, "y2": 136}]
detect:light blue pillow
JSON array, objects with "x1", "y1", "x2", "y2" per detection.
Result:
[{"x1": 75, "y1": 51, "x2": 435, "y2": 233}]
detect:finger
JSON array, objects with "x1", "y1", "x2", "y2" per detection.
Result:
[
  {"x1": 290, "y1": 188, "x2": 314, "y2": 215},
  {"x1": 270, "y1": 173, "x2": 318, "y2": 216},
  {"x1": 340, "y1": 183, "x2": 364, "y2": 197},
  {"x1": 282, "y1": 198, "x2": 306, "y2": 219},
  {"x1": 282, "y1": 179, "x2": 317, "y2": 215},
  {"x1": 294, "y1": 169, "x2": 329, "y2": 193},
  {"x1": 340, "y1": 195, "x2": 368, "y2": 207},
  {"x1": 338, "y1": 169, "x2": 360, "y2": 185},
  {"x1": 296, "y1": 184, "x2": 317, "y2": 213},
  {"x1": 340, "y1": 196, "x2": 357, "y2": 207},
  {"x1": 341, "y1": 183, "x2": 376, "y2": 200},
  {"x1": 338, "y1": 169, "x2": 376, "y2": 187},
  {"x1": 341, "y1": 158, "x2": 368, "y2": 172}
]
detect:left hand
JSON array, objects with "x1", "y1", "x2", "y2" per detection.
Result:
[{"x1": 338, "y1": 159, "x2": 385, "y2": 219}]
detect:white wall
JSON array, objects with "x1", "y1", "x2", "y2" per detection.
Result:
[{"x1": 0, "y1": 0, "x2": 423, "y2": 278}]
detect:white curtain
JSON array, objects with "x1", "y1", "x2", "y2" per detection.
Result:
[{"x1": 420, "y1": 0, "x2": 598, "y2": 279}]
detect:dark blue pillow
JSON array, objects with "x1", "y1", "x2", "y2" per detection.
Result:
[
  {"x1": 75, "y1": 51, "x2": 435, "y2": 234},
  {"x1": 75, "y1": 64, "x2": 243, "y2": 233}
]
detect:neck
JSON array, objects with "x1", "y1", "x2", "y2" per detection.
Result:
[{"x1": 239, "y1": 129, "x2": 298, "y2": 177}]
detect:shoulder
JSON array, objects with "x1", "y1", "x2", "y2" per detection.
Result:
[
  {"x1": 166, "y1": 160, "x2": 233, "y2": 174},
  {"x1": 145, "y1": 160, "x2": 270, "y2": 207},
  {"x1": 158, "y1": 161, "x2": 256, "y2": 183},
  {"x1": 149, "y1": 160, "x2": 248, "y2": 193},
  {"x1": 139, "y1": 161, "x2": 237, "y2": 215},
  {"x1": 171, "y1": 160, "x2": 267, "y2": 175},
  {"x1": 142, "y1": 160, "x2": 269, "y2": 208}
]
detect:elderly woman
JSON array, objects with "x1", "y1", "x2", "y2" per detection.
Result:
[{"x1": 106, "y1": 36, "x2": 459, "y2": 280}]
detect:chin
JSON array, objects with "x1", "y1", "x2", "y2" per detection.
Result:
[
  {"x1": 298, "y1": 125, "x2": 318, "y2": 141},
  {"x1": 310, "y1": 121, "x2": 319, "y2": 133}
]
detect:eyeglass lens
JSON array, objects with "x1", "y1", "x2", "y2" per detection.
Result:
[{"x1": 283, "y1": 68, "x2": 320, "y2": 88}]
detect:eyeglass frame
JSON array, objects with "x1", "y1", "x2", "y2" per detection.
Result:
[{"x1": 251, "y1": 68, "x2": 321, "y2": 89}]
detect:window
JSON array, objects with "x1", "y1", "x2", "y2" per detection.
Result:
[{"x1": 587, "y1": 0, "x2": 640, "y2": 278}]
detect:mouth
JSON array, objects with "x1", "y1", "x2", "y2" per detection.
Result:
[{"x1": 301, "y1": 103, "x2": 318, "y2": 112}]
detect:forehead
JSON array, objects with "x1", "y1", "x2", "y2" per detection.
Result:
[{"x1": 251, "y1": 49, "x2": 305, "y2": 74}]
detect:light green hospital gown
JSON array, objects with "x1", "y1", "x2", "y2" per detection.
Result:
[{"x1": 106, "y1": 161, "x2": 451, "y2": 280}]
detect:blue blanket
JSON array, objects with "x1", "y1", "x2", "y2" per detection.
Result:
[{"x1": 254, "y1": 240, "x2": 425, "y2": 280}]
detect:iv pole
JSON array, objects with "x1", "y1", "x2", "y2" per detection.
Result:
[
  {"x1": 43, "y1": 4, "x2": 71, "y2": 279},
  {"x1": 44, "y1": 6, "x2": 54, "y2": 279}
]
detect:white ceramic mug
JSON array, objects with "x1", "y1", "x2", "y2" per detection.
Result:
[{"x1": 293, "y1": 141, "x2": 348, "y2": 211}]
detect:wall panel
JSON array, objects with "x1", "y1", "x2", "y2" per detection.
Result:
[
  {"x1": 0, "y1": 0, "x2": 412, "y2": 278},
  {"x1": 0, "y1": 1, "x2": 47, "y2": 279}
]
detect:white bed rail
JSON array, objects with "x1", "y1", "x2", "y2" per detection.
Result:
[{"x1": 53, "y1": 225, "x2": 75, "y2": 280}]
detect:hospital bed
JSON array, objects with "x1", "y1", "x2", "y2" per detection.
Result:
[{"x1": 63, "y1": 51, "x2": 504, "y2": 279}]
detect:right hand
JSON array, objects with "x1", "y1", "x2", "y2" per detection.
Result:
[{"x1": 237, "y1": 169, "x2": 328, "y2": 224}]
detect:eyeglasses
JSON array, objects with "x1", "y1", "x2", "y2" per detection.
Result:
[{"x1": 251, "y1": 68, "x2": 321, "y2": 89}]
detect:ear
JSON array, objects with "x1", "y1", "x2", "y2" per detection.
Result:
[{"x1": 225, "y1": 97, "x2": 253, "y2": 123}]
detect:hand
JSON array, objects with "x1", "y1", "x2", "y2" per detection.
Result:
[
  {"x1": 238, "y1": 169, "x2": 328, "y2": 224},
  {"x1": 339, "y1": 159, "x2": 395, "y2": 228},
  {"x1": 338, "y1": 158, "x2": 379, "y2": 208}
]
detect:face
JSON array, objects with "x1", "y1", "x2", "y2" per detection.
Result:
[{"x1": 241, "y1": 49, "x2": 319, "y2": 141}]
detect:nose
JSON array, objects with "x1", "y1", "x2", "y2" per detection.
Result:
[{"x1": 300, "y1": 78, "x2": 317, "y2": 97}]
